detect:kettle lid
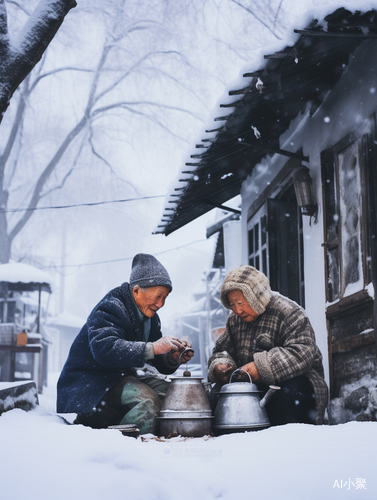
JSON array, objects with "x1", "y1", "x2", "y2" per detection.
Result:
[
  {"x1": 219, "y1": 368, "x2": 262, "y2": 393},
  {"x1": 220, "y1": 381, "x2": 262, "y2": 394}
]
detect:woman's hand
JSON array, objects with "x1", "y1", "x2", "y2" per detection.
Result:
[
  {"x1": 213, "y1": 363, "x2": 235, "y2": 383},
  {"x1": 239, "y1": 361, "x2": 260, "y2": 384}
]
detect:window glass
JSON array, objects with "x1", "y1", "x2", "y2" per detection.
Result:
[
  {"x1": 338, "y1": 141, "x2": 363, "y2": 296},
  {"x1": 323, "y1": 132, "x2": 368, "y2": 303},
  {"x1": 248, "y1": 206, "x2": 268, "y2": 277}
]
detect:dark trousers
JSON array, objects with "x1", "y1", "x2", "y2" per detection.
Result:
[
  {"x1": 75, "y1": 376, "x2": 170, "y2": 434},
  {"x1": 262, "y1": 376, "x2": 316, "y2": 425}
]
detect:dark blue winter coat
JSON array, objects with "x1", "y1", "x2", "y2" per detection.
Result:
[{"x1": 57, "y1": 283, "x2": 175, "y2": 414}]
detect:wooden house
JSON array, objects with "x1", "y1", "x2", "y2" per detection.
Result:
[{"x1": 156, "y1": 5, "x2": 377, "y2": 422}]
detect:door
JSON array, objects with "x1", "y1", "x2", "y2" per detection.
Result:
[{"x1": 268, "y1": 198, "x2": 302, "y2": 306}]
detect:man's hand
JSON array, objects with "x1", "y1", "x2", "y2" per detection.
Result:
[
  {"x1": 213, "y1": 363, "x2": 235, "y2": 384},
  {"x1": 170, "y1": 341, "x2": 194, "y2": 364},
  {"x1": 153, "y1": 336, "x2": 186, "y2": 355},
  {"x1": 239, "y1": 361, "x2": 260, "y2": 384}
]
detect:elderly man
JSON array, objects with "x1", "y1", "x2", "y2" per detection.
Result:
[
  {"x1": 57, "y1": 253, "x2": 193, "y2": 434},
  {"x1": 208, "y1": 265, "x2": 328, "y2": 425}
]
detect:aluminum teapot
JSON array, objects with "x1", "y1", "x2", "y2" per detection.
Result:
[
  {"x1": 158, "y1": 350, "x2": 213, "y2": 437},
  {"x1": 213, "y1": 368, "x2": 280, "y2": 433}
]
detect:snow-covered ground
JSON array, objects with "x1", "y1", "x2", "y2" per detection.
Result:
[{"x1": 0, "y1": 374, "x2": 376, "y2": 500}]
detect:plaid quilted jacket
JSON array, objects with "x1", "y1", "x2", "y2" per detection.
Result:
[{"x1": 208, "y1": 292, "x2": 328, "y2": 424}]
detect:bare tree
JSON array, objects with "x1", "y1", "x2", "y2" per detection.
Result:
[
  {"x1": 0, "y1": 0, "x2": 312, "y2": 266},
  {"x1": 0, "y1": 0, "x2": 206, "y2": 264},
  {"x1": 0, "y1": 0, "x2": 76, "y2": 262}
]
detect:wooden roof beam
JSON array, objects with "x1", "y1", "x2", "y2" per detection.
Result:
[
  {"x1": 205, "y1": 127, "x2": 223, "y2": 133},
  {"x1": 228, "y1": 87, "x2": 250, "y2": 96},
  {"x1": 240, "y1": 140, "x2": 309, "y2": 162},
  {"x1": 294, "y1": 29, "x2": 377, "y2": 38},
  {"x1": 201, "y1": 200, "x2": 241, "y2": 215}
]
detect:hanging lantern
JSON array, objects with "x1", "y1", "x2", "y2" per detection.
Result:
[{"x1": 293, "y1": 165, "x2": 317, "y2": 218}]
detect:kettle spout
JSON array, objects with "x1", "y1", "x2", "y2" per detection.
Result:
[{"x1": 259, "y1": 385, "x2": 281, "y2": 408}]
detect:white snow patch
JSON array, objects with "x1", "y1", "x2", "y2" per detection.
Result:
[
  {"x1": 1, "y1": 372, "x2": 377, "y2": 499},
  {"x1": 366, "y1": 281, "x2": 375, "y2": 299},
  {"x1": 0, "y1": 262, "x2": 53, "y2": 286}
]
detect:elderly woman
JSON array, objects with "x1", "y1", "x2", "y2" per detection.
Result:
[
  {"x1": 208, "y1": 266, "x2": 328, "y2": 425},
  {"x1": 57, "y1": 253, "x2": 193, "y2": 434}
]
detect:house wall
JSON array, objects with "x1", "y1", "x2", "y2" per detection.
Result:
[{"x1": 240, "y1": 39, "x2": 377, "y2": 400}]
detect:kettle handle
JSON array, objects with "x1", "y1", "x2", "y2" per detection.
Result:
[
  {"x1": 229, "y1": 368, "x2": 252, "y2": 384},
  {"x1": 179, "y1": 347, "x2": 195, "y2": 364}
]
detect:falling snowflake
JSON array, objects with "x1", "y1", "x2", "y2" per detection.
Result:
[
  {"x1": 256, "y1": 77, "x2": 263, "y2": 93},
  {"x1": 251, "y1": 126, "x2": 261, "y2": 139}
]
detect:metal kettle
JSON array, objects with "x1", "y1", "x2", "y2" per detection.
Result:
[
  {"x1": 213, "y1": 369, "x2": 280, "y2": 433},
  {"x1": 158, "y1": 352, "x2": 213, "y2": 438}
]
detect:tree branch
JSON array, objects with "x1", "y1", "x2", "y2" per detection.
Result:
[
  {"x1": 0, "y1": 75, "x2": 29, "y2": 171},
  {"x1": 29, "y1": 66, "x2": 94, "y2": 93},
  {"x1": 0, "y1": 0, "x2": 77, "y2": 121},
  {"x1": 5, "y1": 1, "x2": 30, "y2": 16},
  {"x1": 85, "y1": 43, "x2": 111, "y2": 114},
  {"x1": 97, "y1": 104, "x2": 190, "y2": 142},
  {"x1": 92, "y1": 100, "x2": 203, "y2": 121},
  {"x1": 274, "y1": 0, "x2": 285, "y2": 30},
  {"x1": 229, "y1": 0, "x2": 283, "y2": 40},
  {"x1": 9, "y1": 113, "x2": 87, "y2": 240},
  {"x1": 0, "y1": 0, "x2": 10, "y2": 51},
  {"x1": 93, "y1": 49, "x2": 188, "y2": 105}
]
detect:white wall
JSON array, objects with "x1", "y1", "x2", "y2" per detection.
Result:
[
  {"x1": 239, "y1": 39, "x2": 377, "y2": 388},
  {"x1": 223, "y1": 220, "x2": 242, "y2": 273}
]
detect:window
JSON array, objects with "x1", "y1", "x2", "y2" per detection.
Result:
[
  {"x1": 322, "y1": 121, "x2": 377, "y2": 398},
  {"x1": 322, "y1": 129, "x2": 372, "y2": 304},
  {"x1": 0, "y1": 300, "x2": 16, "y2": 323},
  {"x1": 247, "y1": 183, "x2": 305, "y2": 307},
  {"x1": 248, "y1": 206, "x2": 268, "y2": 277}
]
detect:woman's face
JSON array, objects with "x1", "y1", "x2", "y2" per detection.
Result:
[{"x1": 227, "y1": 290, "x2": 259, "y2": 323}]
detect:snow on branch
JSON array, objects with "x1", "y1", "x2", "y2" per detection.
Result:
[
  {"x1": 10, "y1": 0, "x2": 76, "y2": 56},
  {"x1": 0, "y1": 0, "x2": 76, "y2": 122},
  {"x1": 0, "y1": 1, "x2": 9, "y2": 50}
]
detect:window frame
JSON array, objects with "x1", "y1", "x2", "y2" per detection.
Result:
[{"x1": 322, "y1": 122, "x2": 373, "y2": 308}]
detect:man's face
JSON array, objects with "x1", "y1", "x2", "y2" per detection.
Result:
[
  {"x1": 227, "y1": 289, "x2": 259, "y2": 322},
  {"x1": 132, "y1": 285, "x2": 170, "y2": 317}
]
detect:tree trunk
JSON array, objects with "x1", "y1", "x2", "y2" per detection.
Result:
[{"x1": 0, "y1": 211, "x2": 10, "y2": 263}]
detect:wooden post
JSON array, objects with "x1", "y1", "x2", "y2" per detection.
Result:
[
  {"x1": 3, "y1": 282, "x2": 8, "y2": 322},
  {"x1": 37, "y1": 285, "x2": 41, "y2": 333}
]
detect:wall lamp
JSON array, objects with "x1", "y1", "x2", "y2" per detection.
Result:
[{"x1": 293, "y1": 165, "x2": 318, "y2": 222}]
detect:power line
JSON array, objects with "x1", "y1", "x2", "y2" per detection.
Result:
[
  {"x1": 44, "y1": 239, "x2": 209, "y2": 272},
  {"x1": 0, "y1": 195, "x2": 165, "y2": 214}
]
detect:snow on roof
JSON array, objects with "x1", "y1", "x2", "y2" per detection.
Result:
[
  {"x1": 156, "y1": 0, "x2": 377, "y2": 234},
  {"x1": 0, "y1": 263, "x2": 53, "y2": 286}
]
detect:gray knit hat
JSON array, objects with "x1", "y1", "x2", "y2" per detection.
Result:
[
  {"x1": 220, "y1": 265, "x2": 272, "y2": 315},
  {"x1": 129, "y1": 253, "x2": 172, "y2": 291}
]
